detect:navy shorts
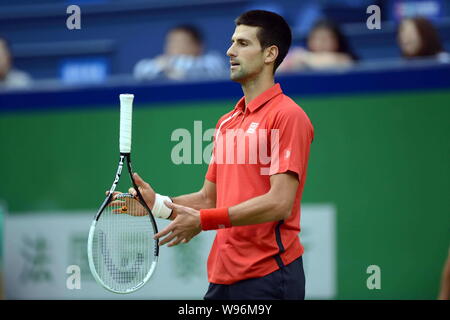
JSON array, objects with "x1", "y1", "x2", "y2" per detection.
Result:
[{"x1": 203, "y1": 256, "x2": 305, "y2": 300}]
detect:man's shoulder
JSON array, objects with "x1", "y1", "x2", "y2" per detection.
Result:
[
  {"x1": 271, "y1": 93, "x2": 310, "y2": 121},
  {"x1": 268, "y1": 93, "x2": 314, "y2": 138}
]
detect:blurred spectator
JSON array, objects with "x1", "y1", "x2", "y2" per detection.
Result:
[
  {"x1": 397, "y1": 17, "x2": 449, "y2": 62},
  {"x1": 134, "y1": 24, "x2": 227, "y2": 81},
  {"x1": 0, "y1": 37, "x2": 32, "y2": 88},
  {"x1": 278, "y1": 19, "x2": 356, "y2": 72},
  {"x1": 438, "y1": 247, "x2": 450, "y2": 300}
]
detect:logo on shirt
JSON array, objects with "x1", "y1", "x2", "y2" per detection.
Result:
[
  {"x1": 169, "y1": 121, "x2": 281, "y2": 175},
  {"x1": 246, "y1": 122, "x2": 259, "y2": 134}
]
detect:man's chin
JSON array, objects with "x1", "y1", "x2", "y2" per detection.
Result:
[{"x1": 230, "y1": 72, "x2": 245, "y2": 83}]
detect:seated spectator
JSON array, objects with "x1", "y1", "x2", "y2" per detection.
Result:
[
  {"x1": 397, "y1": 17, "x2": 449, "y2": 63},
  {"x1": 0, "y1": 37, "x2": 32, "y2": 88},
  {"x1": 134, "y1": 24, "x2": 227, "y2": 81},
  {"x1": 279, "y1": 19, "x2": 357, "y2": 72}
]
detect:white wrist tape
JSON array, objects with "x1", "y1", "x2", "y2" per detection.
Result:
[{"x1": 152, "y1": 193, "x2": 173, "y2": 219}]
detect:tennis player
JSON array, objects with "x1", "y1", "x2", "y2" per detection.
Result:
[{"x1": 131, "y1": 10, "x2": 314, "y2": 300}]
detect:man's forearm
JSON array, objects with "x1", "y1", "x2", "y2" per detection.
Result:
[
  {"x1": 170, "y1": 191, "x2": 215, "y2": 220},
  {"x1": 228, "y1": 192, "x2": 290, "y2": 226},
  {"x1": 172, "y1": 191, "x2": 212, "y2": 209},
  {"x1": 226, "y1": 173, "x2": 298, "y2": 227}
]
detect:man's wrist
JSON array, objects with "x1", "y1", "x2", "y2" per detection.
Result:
[
  {"x1": 167, "y1": 197, "x2": 175, "y2": 220},
  {"x1": 199, "y1": 207, "x2": 231, "y2": 231},
  {"x1": 152, "y1": 193, "x2": 173, "y2": 219}
]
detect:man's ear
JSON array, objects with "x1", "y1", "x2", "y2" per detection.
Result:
[{"x1": 264, "y1": 45, "x2": 279, "y2": 64}]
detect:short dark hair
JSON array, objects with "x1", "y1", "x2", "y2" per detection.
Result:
[
  {"x1": 169, "y1": 24, "x2": 203, "y2": 45},
  {"x1": 235, "y1": 10, "x2": 292, "y2": 72}
]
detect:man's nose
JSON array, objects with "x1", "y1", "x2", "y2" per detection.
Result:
[{"x1": 226, "y1": 45, "x2": 236, "y2": 57}]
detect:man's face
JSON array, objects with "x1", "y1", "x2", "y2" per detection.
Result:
[
  {"x1": 226, "y1": 25, "x2": 266, "y2": 83},
  {"x1": 0, "y1": 40, "x2": 11, "y2": 79},
  {"x1": 165, "y1": 30, "x2": 202, "y2": 56}
]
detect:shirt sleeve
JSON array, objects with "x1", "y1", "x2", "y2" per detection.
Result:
[{"x1": 268, "y1": 106, "x2": 314, "y2": 179}]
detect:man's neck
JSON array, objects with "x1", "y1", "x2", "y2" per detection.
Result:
[{"x1": 241, "y1": 73, "x2": 275, "y2": 109}]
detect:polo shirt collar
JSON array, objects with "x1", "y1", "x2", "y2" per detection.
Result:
[{"x1": 234, "y1": 83, "x2": 283, "y2": 113}]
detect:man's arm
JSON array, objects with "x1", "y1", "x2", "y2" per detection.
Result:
[
  {"x1": 169, "y1": 179, "x2": 216, "y2": 220},
  {"x1": 228, "y1": 172, "x2": 299, "y2": 225},
  {"x1": 126, "y1": 173, "x2": 216, "y2": 220},
  {"x1": 155, "y1": 171, "x2": 299, "y2": 247}
]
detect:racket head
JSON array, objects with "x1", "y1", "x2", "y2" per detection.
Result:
[{"x1": 87, "y1": 192, "x2": 158, "y2": 294}]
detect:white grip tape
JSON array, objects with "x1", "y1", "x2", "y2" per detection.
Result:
[
  {"x1": 119, "y1": 94, "x2": 134, "y2": 153},
  {"x1": 152, "y1": 193, "x2": 173, "y2": 219}
]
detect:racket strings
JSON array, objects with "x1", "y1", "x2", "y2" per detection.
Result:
[{"x1": 92, "y1": 193, "x2": 156, "y2": 292}]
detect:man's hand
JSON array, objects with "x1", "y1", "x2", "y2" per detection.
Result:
[
  {"x1": 108, "y1": 194, "x2": 147, "y2": 216},
  {"x1": 128, "y1": 172, "x2": 156, "y2": 209},
  {"x1": 154, "y1": 202, "x2": 202, "y2": 247},
  {"x1": 106, "y1": 172, "x2": 156, "y2": 216}
]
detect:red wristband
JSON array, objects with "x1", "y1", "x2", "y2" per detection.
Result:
[{"x1": 200, "y1": 207, "x2": 231, "y2": 231}]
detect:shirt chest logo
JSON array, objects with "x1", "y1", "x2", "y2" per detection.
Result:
[{"x1": 246, "y1": 122, "x2": 259, "y2": 134}]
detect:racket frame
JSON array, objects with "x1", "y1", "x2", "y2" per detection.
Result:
[{"x1": 87, "y1": 152, "x2": 159, "y2": 294}]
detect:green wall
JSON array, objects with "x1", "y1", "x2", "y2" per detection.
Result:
[{"x1": 1, "y1": 90, "x2": 449, "y2": 299}]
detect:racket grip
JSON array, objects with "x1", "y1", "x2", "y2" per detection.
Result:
[{"x1": 119, "y1": 94, "x2": 134, "y2": 153}]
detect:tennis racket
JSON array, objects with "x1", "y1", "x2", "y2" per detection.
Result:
[{"x1": 87, "y1": 93, "x2": 159, "y2": 294}]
